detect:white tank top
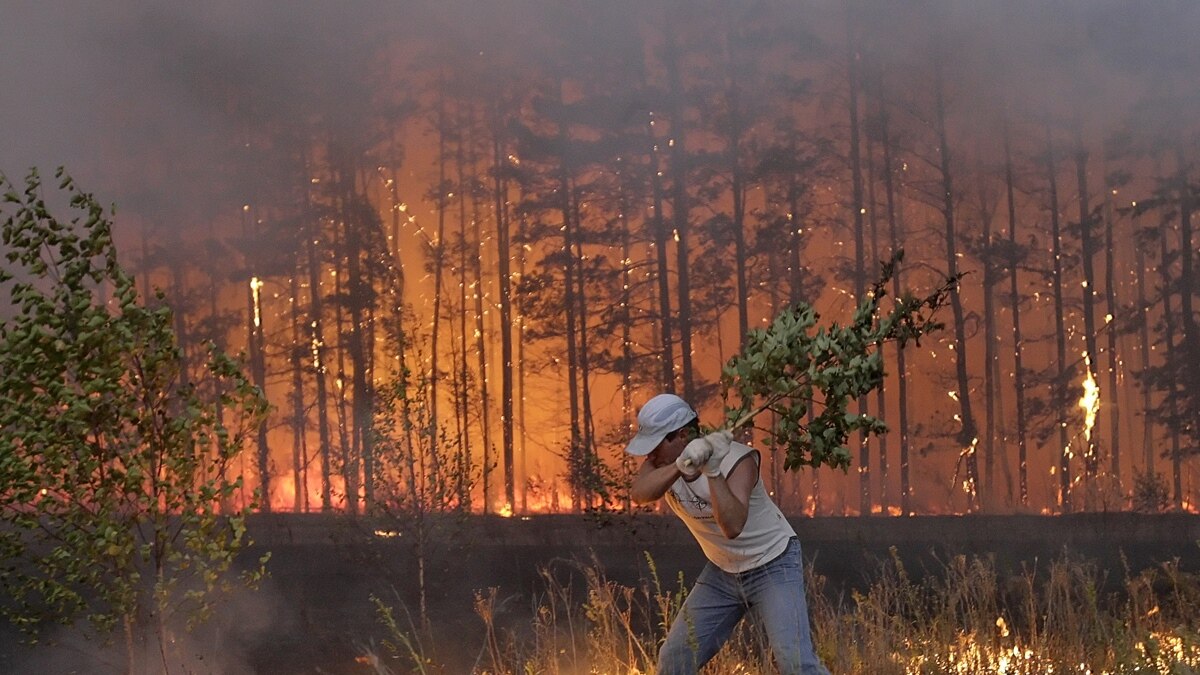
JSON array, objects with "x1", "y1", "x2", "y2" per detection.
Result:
[{"x1": 664, "y1": 442, "x2": 797, "y2": 573}]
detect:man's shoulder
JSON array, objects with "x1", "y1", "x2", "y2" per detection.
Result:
[{"x1": 726, "y1": 441, "x2": 759, "y2": 467}]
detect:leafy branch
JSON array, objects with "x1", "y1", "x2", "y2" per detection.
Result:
[{"x1": 722, "y1": 250, "x2": 960, "y2": 471}]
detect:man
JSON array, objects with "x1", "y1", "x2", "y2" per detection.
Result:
[{"x1": 627, "y1": 393, "x2": 828, "y2": 675}]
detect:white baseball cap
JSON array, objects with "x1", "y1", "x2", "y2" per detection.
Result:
[{"x1": 624, "y1": 393, "x2": 697, "y2": 456}]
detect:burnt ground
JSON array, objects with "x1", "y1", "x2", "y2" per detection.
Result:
[{"x1": 2, "y1": 513, "x2": 1198, "y2": 674}]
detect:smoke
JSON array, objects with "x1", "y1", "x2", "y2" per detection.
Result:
[{"x1": 0, "y1": 570, "x2": 285, "y2": 674}]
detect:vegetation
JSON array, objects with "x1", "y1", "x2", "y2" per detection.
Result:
[
  {"x1": 370, "y1": 549, "x2": 1200, "y2": 674},
  {"x1": 0, "y1": 169, "x2": 269, "y2": 673},
  {"x1": 722, "y1": 251, "x2": 959, "y2": 471}
]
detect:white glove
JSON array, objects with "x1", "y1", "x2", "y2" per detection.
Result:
[
  {"x1": 703, "y1": 430, "x2": 734, "y2": 478},
  {"x1": 675, "y1": 438, "x2": 712, "y2": 478}
]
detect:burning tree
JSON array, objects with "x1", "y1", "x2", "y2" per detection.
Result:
[
  {"x1": 722, "y1": 252, "x2": 959, "y2": 475},
  {"x1": 0, "y1": 169, "x2": 269, "y2": 673}
]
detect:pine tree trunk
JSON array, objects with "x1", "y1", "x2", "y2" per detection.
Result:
[
  {"x1": 245, "y1": 207, "x2": 271, "y2": 512},
  {"x1": 1073, "y1": 135, "x2": 1101, "y2": 488},
  {"x1": 1046, "y1": 130, "x2": 1072, "y2": 511},
  {"x1": 846, "y1": 16, "x2": 871, "y2": 515},
  {"x1": 572, "y1": 195, "x2": 598, "y2": 508},
  {"x1": 664, "y1": 32, "x2": 695, "y2": 403},
  {"x1": 455, "y1": 116, "x2": 472, "y2": 510},
  {"x1": 493, "y1": 122, "x2": 516, "y2": 511},
  {"x1": 332, "y1": 215, "x2": 356, "y2": 515},
  {"x1": 1102, "y1": 171, "x2": 1121, "y2": 484},
  {"x1": 304, "y1": 201, "x2": 334, "y2": 512},
  {"x1": 468, "y1": 116, "x2": 494, "y2": 513},
  {"x1": 1135, "y1": 219, "x2": 1154, "y2": 477},
  {"x1": 290, "y1": 272, "x2": 306, "y2": 512},
  {"x1": 878, "y1": 82, "x2": 912, "y2": 515},
  {"x1": 978, "y1": 164, "x2": 1000, "y2": 509},
  {"x1": 555, "y1": 95, "x2": 583, "y2": 509},
  {"x1": 1003, "y1": 126, "x2": 1030, "y2": 507},
  {"x1": 934, "y1": 64, "x2": 979, "y2": 510},
  {"x1": 429, "y1": 89, "x2": 448, "y2": 478}
]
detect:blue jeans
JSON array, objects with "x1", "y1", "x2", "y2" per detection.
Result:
[{"x1": 657, "y1": 538, "x2": 828, "y2": 675}]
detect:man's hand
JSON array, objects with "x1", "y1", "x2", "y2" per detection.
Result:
[
  {"x1": 675, "y1": 438, "x2": 712, "y2": 478},
  {"x1": 703, "y1": 430, "x2": 734, "y2": 477}
]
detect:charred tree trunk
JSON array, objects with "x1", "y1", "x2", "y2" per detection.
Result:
[
  {"x1": 934, "y1": 64, "x2": 979, "y2": 510},
  {"x1": 331, "y1": 211, "x2": 356, "y2": 515},
  {"x1": 455, "y1": 116, "x2": 473, "y2": 510},
  {"x1": 978, "y1": 165, "x2": 1000, "y2": 509},
  {"x1": 1046, "y1": 131, "x2": 1072, "y2": 511},
  {"x1": 289, "y1": 271, "x2": 307, "y2": 512},
  {"x1": 244, "y1": 207, "x2": 271, "y2": 512},
  {"x1": 1102, "y1": 172, "x2": 1121, "y2": 484},
  {"x1": 1135, "y1": 218, "x2": 1154, "y2": 477},
  {"x1": 1003, "y1": 125, "x2": 1030, "y2": 507},
  {"x1": 1174, "y1": 158, "x2": 1200, "y2": 467},
  {"x1": 554, "y1": 96, "x2": 584, "y2": 510},
  {"x1": 846, "y1": 18, "x2": 871, "y2": 515},
  {"x1": 572, "y1": 193, "x2": 598, "y2": 509},
  {"x1": 1159, "y1": 216, "x2": 1183, "y2": 508},
  {"x1": 493, "y1": 118, "x2": 516, "y2": 511},
  {"x1": 429, "y1": 90, "x2": 449, "y2": 477},
  {"x1": 1073, "y1": 134, "x2": 1101, "y2": 487},
  {"x1": 865, "y1": 91, "x2": 890, "y2": 512},
  {"x1": 304, "y1": 200, "x2": 334, "y2": 512},
  {"x1": 664, "y1": 32, "x2": 695, "y2": 404},
  {"x1": 876, "y1": 80, "x2": 912, "y2": 514},
  {"x1": 647, "y1": 110, "x2": 675, "y2": 392},
  {"x1": 467, "y1": 116, "x2": 494, "y2": 513}
]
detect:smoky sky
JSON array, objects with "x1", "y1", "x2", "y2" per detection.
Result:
[{"x1": 2, "y1": 1, "x2": 1198, "y2": 225}]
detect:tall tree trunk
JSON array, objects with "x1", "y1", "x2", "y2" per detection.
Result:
[
  {"x1": 245, "y1": 207, "x2": 271, "y2": 512},
  {"x1": 1003, "y1": 124, "x2": 1030, "y2": 507},
  {"x1": 554, "y1": 92, "x2": 583, "y2": 509},
  {"x1": 493, "y1": 119, "x2": 516, "y2": 512},
  {"x1": 846, "y1": 16, "x2": 871, "y2": 515},
  {"x1": 429, "y1": 89, "x2": 448, "y2": 477},
  {"x1": 385, "y1": 158, "x2": 418, "y2": 508},
  {"x1": 290, "y1": 271, "x2": 307, "y2": 512},
  {"x1": 664, "y1": 31, "x2": 695, "y2": 403},
  {"x1": 1135, "y1": 217, "x2": 1154, "y2": 478},
  {"x1": 1073, "y1": 132, "x2": 1101, "y2": 489},
  {"x1": 1159, "y1": 217, "x2": 1183, "y2": 508},
  {"x1": 331, "y1": 213, "x2": 356, "y2": 515},
  {"x1": 467, "y1": 115, "x2": 494, "y2": 514},
  {"x1": 572, "y1": 193, "x2": 597, "y2": 508},
  {"x1": 1046, "y1": 130, "x2": 1072, "y2": 511},
  {"x1": 304, "y1": 198, "x2": 334, "y2": 512},
  {"x1": 647, "y1": 109, "x2": 675, "y2": 392},
  {"x1": 877, "y1": 80, "x2": 912, "y2": 515},
  {"x1": 978, "y1": 163, "x2": 999, "y2": 509},
  {"x1": 1175, "y1": 156, "x2": 1199, "y2": 464},
  {"x1": 455, "y1": 115, "x2": 473, "y2": 510},
  {"x1": 723, "y1": 32, "x2": 750, "y2": 350},
  {"x1": 619, "y1": 185, "x2": 635, "y2": 513},
  {"x1": 343, "y1": 191, "x2": 374, "y2": 512},
  {"x1": 1102, "y1": 170, "x2": 1121, "y2": 485},
  {"x1": 934, "y1": 64, "x2": 979, "y2": 510},
  {"x1": 517, "y1": 192, "x2": 530, "y2": 512},
  {"x1": 865, "y1": 92, "x2": 890, "y2": 512}
]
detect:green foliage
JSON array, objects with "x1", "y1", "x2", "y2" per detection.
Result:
[
  {"x1": 0, "y1": 169, "x2": 269, "y2": 648},
  {"x1": 722, "y1": 251, "x2": 959, "y2": 471}
]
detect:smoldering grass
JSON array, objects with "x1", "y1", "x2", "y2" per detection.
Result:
[{"x1": 373, "y1": 549, "x2": 1200, "y2": 674}]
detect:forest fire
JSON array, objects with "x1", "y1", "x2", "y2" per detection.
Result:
[{"x1": 7, "y1": 3, "x2": 1200, "y2": 674}]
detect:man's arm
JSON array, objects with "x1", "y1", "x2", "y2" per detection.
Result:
[
  {"x1": 630, "y1": 458, "x2": 684, "y2": 504},
  {"x1": 708, "y1": 457, "x2": 756, "y2": 538}
]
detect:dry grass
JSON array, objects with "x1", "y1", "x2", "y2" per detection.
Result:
[{"x1": 371, "y1": 548, "x2": 1200, "y2": 674}]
